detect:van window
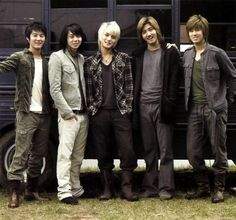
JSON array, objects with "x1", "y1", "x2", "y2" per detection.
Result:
[
  {"x1": 0, "y1": 0, "x2": 41, "y2": 49},
  {"x1": 180, "y1": 0, "x2": 236, "y2": 52}
]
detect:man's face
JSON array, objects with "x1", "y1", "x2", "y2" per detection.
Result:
[
  {"x1": 28, "y1": 30, "x2": 45, "y2": 50},
  {"x1": 67, "y1": 31, "x2": 82, "y2": 51},
  {"x1": 141, "y1": 23, "x2": 158, "y2": 46},
  {"x1": 189, "y1": 28, "x2": 205, "y2": 45},
  {"x1": 100, "y1": 30, "x2": 117, "y2": 50}
]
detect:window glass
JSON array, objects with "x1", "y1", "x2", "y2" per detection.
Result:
[
  {"x1": 180, "y1": 0, "x2": 236, "y2": 23},
  {"x1": 180, "y1": 0, "x2": 236, "y2": 52},
  {"x1": 51, "y1": 0, "x2": 107, "y2": 8},
  {"x1": 117, "y1": 0, "x2": 171, "y2": 4},
  {"x1": 0, "y1": 0, "x2": 41, "y2": 49},
  {"x1": 0, "y1": 0, "x2": 41, "y2": 22},
  {"x1": 116, "y1": 8, "x2": 171, "y2": 53},
  {"x1": 0, "y1": 25, "x2": 27, "y2": 48},
  {"x1": 50, "y1": 9, "x2": 106, "y2": 52},
  {"x1": 209, "y1": 25, "x2": 236, "y2": 51},
  {"x1": 180, "y1": 24, "x2": 236, "y2": 52},
  {"x1": 117, "y1": 9, "x2": 171, "y2": 37}
]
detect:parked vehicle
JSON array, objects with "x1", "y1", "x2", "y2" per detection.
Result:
[{"x1": 0, "y1": 0, "x2": 235, "y2": 189}]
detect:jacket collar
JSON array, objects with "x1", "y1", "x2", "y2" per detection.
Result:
[
  {"x1": 65, "y1": 49, "x2": 75, "y2": 61},
  {"x1": 23, "y1": 48, "x2": 45, "y2": 57},
  {"x1": 190, "y1": 42, "x2": 210, "y2": 59},
  {"x1": 92, "y1": 49, "x2": 119, "y2": 64}
]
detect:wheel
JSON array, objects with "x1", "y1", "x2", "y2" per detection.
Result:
[{"x1": 0, "y1": 130, "x2": 57, "y2": 191}]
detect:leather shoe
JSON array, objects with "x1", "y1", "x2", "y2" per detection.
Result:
[
  {"x1": 61, "y1": 196, "x2": 78, "y2": 205},
  {"x1": 139, "y1": 190, "x2": 158, "y2": 198},
  {"x1": 121, "y1": 191, "x2": 139, "y2": 202},
  {"x1": 8, "y1": 191, "x2": 20, "y2": 208},
  {"x1": 25, "y1": 191, "x2": 51, "y2": 201},
  {"x1": 159, "y1": 191, "x2": 173, "y2": 200},
  {"x1": 212, "y1": 190, "x2": 224, "y2": 203},
  {"x1": 99, "y1": 190, "x2": 113, "y2": 200}
]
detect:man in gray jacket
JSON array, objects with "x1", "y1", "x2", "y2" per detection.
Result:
[
  {"x1": 49, "y1": 23, "x2": 88, "y2": 205},
  {"x1": 183, "y1": 15, "x2": 236, "y2": 203}
]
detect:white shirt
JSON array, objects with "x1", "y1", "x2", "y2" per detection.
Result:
[{"x1": 30, "y1": 58, "x2": 43, "y2": 112}]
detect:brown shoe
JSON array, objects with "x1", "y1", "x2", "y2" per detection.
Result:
[
  {"x1": 8, "y1": 191, "x2": 20, "y2": 208},
  {"x1": 212, "y1": 190, "x2": 224, "y2": 203},
  {"x1": 99, "y1": 170, "x2": 113, "y2": 201},
  {"x1": 99, "y1": 189, "x2": 113, "y2": 200},
  {"x1": 159, "y1": 191, "x2": 173, "y2": 200},
  {"x1": 25, "y1": 190, "x2": 50, "y2": 201},
  {"x1": 139, "y1": 190, "x2": 159, "y2": 198},
  {"x1": 120, "y1": 171, "x2": 139, "y2": 202}
]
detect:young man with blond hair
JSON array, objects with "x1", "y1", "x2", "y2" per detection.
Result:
[{"x1": 85, "y1": 21, "x2": 138, "y2": 202}]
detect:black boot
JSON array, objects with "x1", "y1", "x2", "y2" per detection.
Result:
[
  {"x1": 120, "y1": 171, "x2": 138, "y2": 202},
  {"x1": 212, "y1": 173, "x2": 225, "y2": 203},
  {"x1": 8, "y1": 180, "x2": 21, "y2": 208},
  {"x1": 185, "y1": 171, "x2": 210, "y2": 200},
  {"x1": 25, "y1": 176, "x2": 50, "y2": 201},
  {"x1": 99, "y1": 170, "x2": 113, "y2": 200}
]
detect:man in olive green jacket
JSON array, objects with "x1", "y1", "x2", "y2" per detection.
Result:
[{"x1": 0, "y1": 22, "x2": 53, "y2": 208}]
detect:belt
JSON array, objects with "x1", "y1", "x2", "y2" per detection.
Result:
[{"x1": 73, "y1": 109, "x2": 87, "y2": 115}]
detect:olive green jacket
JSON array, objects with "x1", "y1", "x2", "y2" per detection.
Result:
[{"x1": 0, "y1": 48, "x2": 52, "y2": 113}]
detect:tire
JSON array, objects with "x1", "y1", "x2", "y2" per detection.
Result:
[{"x1": 0, "y1": 130, "x2": 57, "y2": 191}]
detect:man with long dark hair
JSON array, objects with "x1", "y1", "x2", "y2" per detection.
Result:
[{"x1": 49, "y1": 23, "x2": 88, "y2": 205}]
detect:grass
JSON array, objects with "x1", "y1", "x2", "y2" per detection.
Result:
[
  {"x1": 1, "y1": 167, "x2": 236, "y2": 220},
  {"x1": 1, "y1": 189, "x2": 236, "y2": 220}
]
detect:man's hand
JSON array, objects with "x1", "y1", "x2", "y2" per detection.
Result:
[
  {"x1": 167, "y1": 43, "x2": 178, "y2": 49},
  {"x1": 67, "y1": 114, "x2": 78, "y2": 121}
]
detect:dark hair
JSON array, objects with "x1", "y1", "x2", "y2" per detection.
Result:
[
  {"x1": 25, "y1": 21, "x2": 47, "y2": 39},
  {"x1": 59, "y1": 23, "x2": 86, "y2": 51}
]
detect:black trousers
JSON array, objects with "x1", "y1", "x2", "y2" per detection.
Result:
[{"x1": 91, "y1": 109, "x2": 137, "y2": 171}]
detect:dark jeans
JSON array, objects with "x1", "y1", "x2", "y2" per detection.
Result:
[
  {"x1": 140, "y1": 102, "x2": 174, "y2": 194},
  {"x1": 8, "y1": 111, "x2": 51, "y2": 181},
  {"x1": 187, "y1": 104, "x2": 228, "y2": 174},
  {"x1": 91, "y1": 109, "x2": 137, "y2": 171}
]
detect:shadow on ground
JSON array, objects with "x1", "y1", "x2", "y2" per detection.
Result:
[{"x1": 78, "y1": 170, "x2": 236, "y2": 198}]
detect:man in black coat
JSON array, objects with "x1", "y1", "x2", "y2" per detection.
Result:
[{"x1": 132, "y1": 16, "x2": 180, "y2": 200}]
